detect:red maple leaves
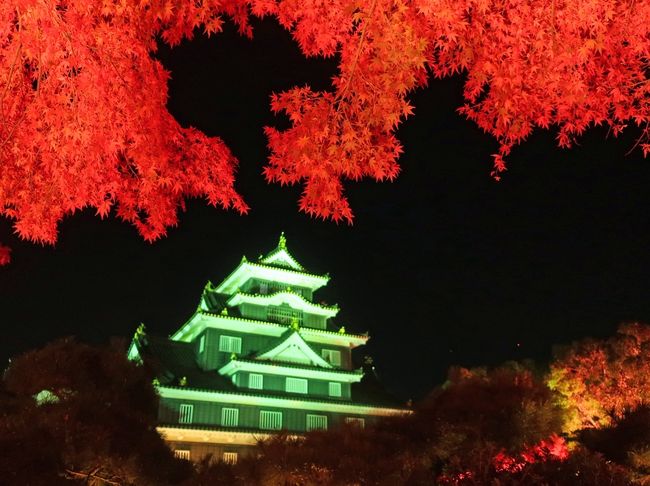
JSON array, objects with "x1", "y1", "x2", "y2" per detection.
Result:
[
  {"x1": 264, "y1": 0, "x2": 424, "y2": 221},
  {"x1": 493, "y1": 434, "x2": 569, "y2": 473},
  {"x1": 263, "y1": 0, "x2": 420, "y2": 218},
  {"x1": 446, "y1": 0, "x2": 650, "y2": 177},
  {"x1": 0, "y1": 0, "x2": 248, "y2": 254},
  {"x1": 0, "y1": 244, "x2": 10, "y2": 265},
  {"x1": 549, "y1": 323, "x2": 650, "y2": 432},
  {"x1": 266, "y1": 0, "x2": 650, "y2": 207},
  {"x1": 2, "y1": 0, "x2": 650, "y2": 262}
]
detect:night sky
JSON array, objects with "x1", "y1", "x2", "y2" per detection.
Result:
[{"x1": 2, "y1": 18, "x2": 650, "y2": 400}]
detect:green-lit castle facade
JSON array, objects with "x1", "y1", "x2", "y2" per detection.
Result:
[{"x1": 128, "y1": 234, "x2": 406, "y2": 463}]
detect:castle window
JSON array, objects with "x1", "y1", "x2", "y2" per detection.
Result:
[
  {"x1": 223, "y1": 452, "x2": 238, "y2": 464},
  {"x1": 286, "y1": 377, "x2": 308, "y2": 394},
  {"x1": 267, "y1": 306, "x2": 303, "y2": 326},
  {"x1": 260, "y1": 410, "x2": 282, "y2": 430},
  {"x1": 219, "y1": 335, "x2": 242, "y2": 353},
  {"x1": 221, "y1": 407, "x2": 239, "y2": 427},
  {"x1": 322, "y1": 349, "x2": 341, "y2": 366},
  {"x1": 345, "y1": 417, "x2": 365, "y2": 428},
  {"x1": 249, "y1": 373, "x2": 263, "y2": 390},
  {"x1": 306, "y1": 414, "x2": 328, "y2": 431},
  {"x1": 198, "y1": 335, "x2": 205, "y2": 353},
  {"x1": 328, "y1": 382, "x2": 342, "y2": 397},
  {"x1": 179, "y1": 404, "x2": 194, "y2": 424},
  {"x1": 174, "y1": 449, "x2": 191, "y2": 460},
  {"x1": 259, "y1": 282, "x2": 268, "y2": 294}
]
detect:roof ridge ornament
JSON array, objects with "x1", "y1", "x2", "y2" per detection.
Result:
[
  {"x1": 278, "y1": 231, "x2": 287, "y2": 249},
  {"x1": 135, "y1": 323, "x2": 148, "y2": 345}
]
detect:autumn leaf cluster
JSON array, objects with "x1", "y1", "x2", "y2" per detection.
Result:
[
  {"x1": 0, "y1": 0, "x2": 249, "y2": 248},
  {"x1": 549, "y1": 322, "x2": 650, "y2": 432},
  {"x1": 2, "y1": 0, "x2": 650, "y2": 261}
]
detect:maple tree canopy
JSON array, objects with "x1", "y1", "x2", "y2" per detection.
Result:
[
  {"x1": 2, "y1": 0, "x2": 650, "y2": 264},
  {"x1": 548, "y1": 323, "x2": 650, "y2": 434}
]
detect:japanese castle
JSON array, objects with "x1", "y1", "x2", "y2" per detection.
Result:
[{"x1": 128, "y1": 233, "x2": 407, "y2": 463}]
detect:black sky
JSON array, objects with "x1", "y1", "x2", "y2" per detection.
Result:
[{"x1": 2, "y1": 18, "x2": 650, "y2": 400}]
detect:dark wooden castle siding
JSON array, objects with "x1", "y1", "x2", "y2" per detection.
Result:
[
  {"x1": 169, "y1": 442, "x2": 249, "y2": 461},
  {"x1": 159, "y1": 397, "x2": 378, "y2": 433},
  {"x1": 197, "y1": 326, "x2": 354, "y2": 371},
  {"x1": 236, "y1": 371, "x2": 352, "y2": 399}
]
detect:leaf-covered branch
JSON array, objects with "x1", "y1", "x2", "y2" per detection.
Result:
[{"x1": 1, "y1": 0, "x2": 650, "y2": 251}]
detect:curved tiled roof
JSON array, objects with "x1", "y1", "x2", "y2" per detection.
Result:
[
  {"x1": 259, "y1": 243, "x2": 306, "y2": 271},
  {"x1": 244, "y1": 259, "x2": 329, "y2": 281},
  {"x1": 135, "y1": 335, "x2": 236, "y2": 391},
  {"x1": 234, "y1": 357, "x2": 362, "y2": 376},
  {"x1": 228, "y1": 289, "x2": 338, "y2": 313},
  {"x1": 159, "y1": 384, "x2": 408, "y2": 410},
  {"x1": 198, "y1": 310, "x2": 368, "y2": 341}
]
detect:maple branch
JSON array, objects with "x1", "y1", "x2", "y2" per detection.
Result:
[
  {"x1": 1, "y1": 5, "x2": 46, "y2": 148},
  {"x1": 335, "y1": 0, "x2": 378, "y2": 104},
  {"x1": 0, "y1": 10, "x2": 23, "y2": 129},
  {"x1": 318, "y1": 0, "x2": 379, "y2": 158},
  {"x1": 64, "y1": 468, "x2": 122, "y2": 485},
  {"x1": 0, "y1": 9, "x2": 26, "y2": 149},
  {"x1": 549, "y1": 0, "x2": 558, "y2": 53},
  {"x1": 625, "y1": 122, "x2": 649, "y2": 155},
  {"x1": 0, "y1": 108, "x2": 27, "y2": 151}
]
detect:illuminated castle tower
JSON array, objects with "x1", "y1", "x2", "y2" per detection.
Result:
[{"x1": 128, "y1": 233, "x2": 406, "y2": 463}]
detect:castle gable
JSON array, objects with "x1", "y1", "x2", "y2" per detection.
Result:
[{"x1": 256, "y1": 330, "x2": 333, "y2": 368}]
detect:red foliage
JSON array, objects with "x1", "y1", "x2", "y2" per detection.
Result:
[
  {"x1": 0, "y1": 1, "x2": 248, "y2": 246},
  {"x1": 2, "y1": 0, "x2": 650, "y2": 245},
  {"x1": 438, "y1": 435, "x2": 568, "y2": 483},
  {"x1": 266, "y1": 0, "x2": 650, "y2": 208},
  {"x1": 263, "y1": 0, "x2": 422, "y2": 221},
  {"x1": 0, "y1": 243, "x2": 10, "y2": 265},
  {"x1": 549, "y1": 322, "x2": 650, "y2": 431},
  {"x1": 437, "y1": 470, "x2": 473, "y2": 485},
  {"x1": 493, "y1": 434, "x2": 569, "y2": 473}
]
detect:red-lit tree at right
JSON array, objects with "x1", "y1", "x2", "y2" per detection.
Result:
[{"x1": 549, "y1": 323, "x2": 650, "y2": 433}]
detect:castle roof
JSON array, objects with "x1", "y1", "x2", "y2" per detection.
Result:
[
  {"x1": 257, "y1": 232, "x2": 305, "y2": 271},
  {"x1": 252, "y1": 329, "x2": 334, "y2": 368},
  {"x1": 214, "y1": 234, "x2": 329, "y2": 294},
  {"x1": 172, "y1": 310, "x2": 369, "y2": 348},
  {"x1": 157, "y1": 384, "x2": 406, "y2": 413},
  {"x1": 227, "y1": 290, "x2": 339, "y2": 317},
  {"x1": 131, "y1": 331, "x2": 402, "y2": 408},
  {"x1": 215, "y1": 259, "x2": 329, "y2": 294},
  {"x1": 133, "y1": 335, "x2": 235, "y2": 391}
]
